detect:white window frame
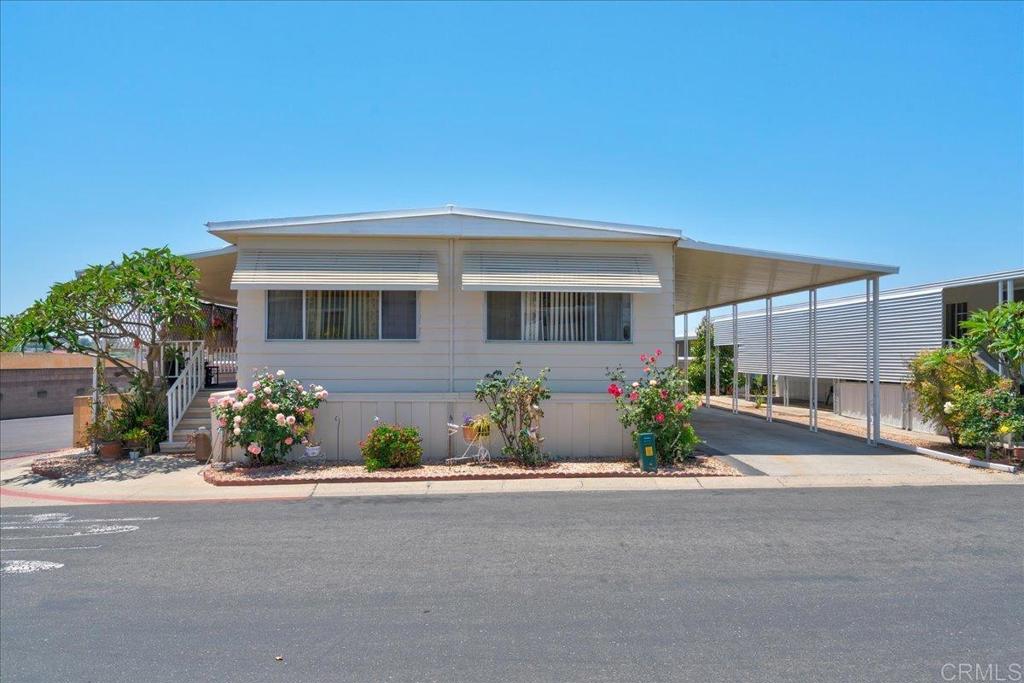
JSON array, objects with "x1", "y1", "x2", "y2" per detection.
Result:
[
  {"x1": 483, "y1": 291, "x2": 634, "y2": 344},
  {"x1": 265, "y1": 290, "x2": 419, "y2": 342}
]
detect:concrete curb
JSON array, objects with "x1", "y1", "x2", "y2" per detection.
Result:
[
  {"x1": 202, "y1": 465, "x2": 741, "y2": 487},
  {"x1": 877, "y1": 438, "x2": 1020, "y2": 474}
]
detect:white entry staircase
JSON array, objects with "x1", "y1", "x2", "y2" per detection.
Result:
[{"x1": 159, "y1": 388, "x2": 221, "y2": 454}]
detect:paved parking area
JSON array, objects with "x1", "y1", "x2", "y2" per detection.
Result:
[
  {"x1": 0, "y1": 415, "x2": 73, "y2": 459},
  {"x1": 691, "y1": 408, "x2": 1005, "y2": 479}
]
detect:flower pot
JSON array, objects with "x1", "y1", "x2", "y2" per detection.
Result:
[
  {"x1": 462, "y1": 425, "x2": 479, "y2": 442},
  {"x1": 98, "y1": 440, "x2": 124, "y2": 461},
  {"x1": 304, "y1": 445, "x2": 322, "y2": 459}
]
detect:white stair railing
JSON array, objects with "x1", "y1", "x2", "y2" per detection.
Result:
[{"x1": 166, "y1": 341, "x2": 206, "y2": 442}]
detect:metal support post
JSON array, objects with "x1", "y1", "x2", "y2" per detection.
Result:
[
  {"x1": 865, "y1": 279, "x2": 873, "y2": 444},
  {"x1": 732, "y1": 304, "x2": 739, "y2": 414},
  {"x1": 704, "y1": 308, "x2": 711, "y2": 407},
  {"x1": 766, "y1": 297, "x2": 773, "y2": 422},
  {"x1": 872, "y1": 276, "x2": 881, "y2": 444}
]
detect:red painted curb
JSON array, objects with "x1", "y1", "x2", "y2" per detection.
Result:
[{"x1": 203, "y1": 467, "x2": 735, "y2": 487}]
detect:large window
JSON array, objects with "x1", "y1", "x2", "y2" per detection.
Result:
[
  {"x1": 266, "y1": 290, "x2": 417, "y2": 340},
  {"x1": 486, "y1": 292, "x2": 631, "y2": 342}
]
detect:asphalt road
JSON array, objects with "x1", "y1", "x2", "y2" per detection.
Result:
[
  {"x1": 1, "y1": 486, "x2": 1022, "y2": 682},
  {"x1": 0, "y1": 415, "x2": 73, "y2": 459}
]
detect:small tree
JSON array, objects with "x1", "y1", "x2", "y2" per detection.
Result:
[
  {"x1": 956, "y1": 301, "x2": 1024, "y2": 385},
  {"x1": 5, "y1": 247, "x2": 203, "y2": 397},
  {"x1": 474, "y1": 363, "x2": 551, "y2": 466},
  {"x1": 686, "y1": 317, "x2": 734, "y2": 394}
]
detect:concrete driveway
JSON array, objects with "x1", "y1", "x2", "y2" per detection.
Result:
[{"x1": 692, "y1": 408, "x2": 998, "y2": 478}]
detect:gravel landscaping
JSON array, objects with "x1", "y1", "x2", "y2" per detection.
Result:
[{"x1": 203, "y1": 456, "x2": 740, "y2": 486}]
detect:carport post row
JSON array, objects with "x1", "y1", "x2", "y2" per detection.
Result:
[{"x1": 674, "y1": 239, "x2": 894, "y2": 446}]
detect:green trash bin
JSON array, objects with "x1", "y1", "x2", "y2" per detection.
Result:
[{"x1": 637, "y1": 432, "x2": 658, "y2": 472}]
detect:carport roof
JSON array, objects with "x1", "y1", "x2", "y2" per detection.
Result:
[{"x1": 673, "y1": 240, "x2": 898, "y2": 314}]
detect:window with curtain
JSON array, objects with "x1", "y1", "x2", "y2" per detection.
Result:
[
  {"x1": 266, "y1": 290, "x2": 303, "y2": 340},
  {"x1": 485, "y1": 292, "x2": 632, "y2": 342},
  {"x1": 266, "y1": 290, "x2": 417, "y2": 340}
]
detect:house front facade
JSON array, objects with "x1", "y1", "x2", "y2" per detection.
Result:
[{"x1": 187, "y1": 206, "x2": 897, "y2": 460}]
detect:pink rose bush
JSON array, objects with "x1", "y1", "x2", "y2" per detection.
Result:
[
  {"x1": 210, "y1": 369, "x2": 328, "y2": 466},
  {"x1": 607, "y1": 349, "x2": 701, "y2": 465}
]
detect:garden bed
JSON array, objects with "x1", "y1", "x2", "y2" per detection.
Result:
[
  {"x1": 203, "y1": 455, "x2": 740, "y2": 486},
  {"x1": 30, "y1": 451, "x2": 199, "y2": 481}
]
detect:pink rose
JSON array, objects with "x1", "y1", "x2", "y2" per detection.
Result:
[
  {"x1": 629, "y1": 391, "x2": 639, "y2": 401},
  {"x1": 218, "y1": 418, "x2": 227, "y2": 427},
  {"x1": 660, "y1": 389, "x2": 669, "y2": 400},
  {"x1": 284, "y1": 437, "x2": 293, "y2": 445},
  {"x1": 655, "y1": 348, "x2": 662, "y2": 357},
  {"x1": 674, "y1": 401, "x2": 684, "y2": 412}
]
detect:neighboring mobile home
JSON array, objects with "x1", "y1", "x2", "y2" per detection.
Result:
[
  {"x1": 711, "y1": 269, "x2": 1023, "y2": 434},
  {"x1": 184, "y1": 206, "x2": 897, "y2": 460}
]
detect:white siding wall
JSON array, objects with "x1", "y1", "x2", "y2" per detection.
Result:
[
  {"x1": 716, "y1": 288, "x2": 944, "y2": 383},
  {"x1": 211, "y1": 392, "x2": 636, "y2": 462},
  {"x1": 234, "y1": 234, "x2": 675, "y2": 396}
]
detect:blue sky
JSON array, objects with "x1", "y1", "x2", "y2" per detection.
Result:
[{"x1": 2, "y1": 1, "x2": 1022, "y2": 327}]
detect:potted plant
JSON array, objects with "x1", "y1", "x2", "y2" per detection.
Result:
[
  {"x1": 87, "y1": 408, "x2": 123, "y2": 461},
  {"x1": 121, "y1": 427, "x2": 149, "y2": 461},
  {"x1": 462, "y1": 413, "x2": 491, "y2": 442}
]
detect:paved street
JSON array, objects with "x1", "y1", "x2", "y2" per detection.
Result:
[
  {"x1": 0, "y1": 415, "x2": 72, "y2": 459},
  {"x1": 2, "y1": 486, "x2": 1021, "y2": 682}
]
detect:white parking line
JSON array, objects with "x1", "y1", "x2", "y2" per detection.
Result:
[
  {"x1": 5, "y1": 524, "x2": 140, "y2": 540},
  {"x1": 0, "y1": 513, "x2": 158, "y2": 573},
  {"x1": 1, "y1": 560, "x2": 64, "y2": 574},
  {"x1": 1, "y1": 546, "x2": 101, "y2": 552}
]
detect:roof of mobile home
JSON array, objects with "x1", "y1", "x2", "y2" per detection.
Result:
[{"x1": 190, "y1": 205, "x2": 899, "y2": 313}]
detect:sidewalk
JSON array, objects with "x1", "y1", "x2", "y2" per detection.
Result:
[{"x1": 1, "y1": 452, "x2": 1017, "y2": 508}]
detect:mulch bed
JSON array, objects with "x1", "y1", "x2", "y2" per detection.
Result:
[
  {"x1": 203, "y1": 455, "x2": 740, "y2": 486},
  {"x1": 30, "y1": 451, "x2": 199, "y2": 479}
]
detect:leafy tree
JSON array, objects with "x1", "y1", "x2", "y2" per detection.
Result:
[
  {"x1": 956, "y1": 301, "x2": 1024, "y2": 384},
  {"x1": 686, "y1": 316, "x2": 734, "y2": 394},
  {"x1": 4, "y1": 247, "x2": 203, "y2": 396}
]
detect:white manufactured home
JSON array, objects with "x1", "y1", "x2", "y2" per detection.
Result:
[
  {"x1": 182, "y1": 206, "x2": 897, "y2": 461},
  {"x1": 711, "y1": 269, "x2": 1023, "y2": 434}
]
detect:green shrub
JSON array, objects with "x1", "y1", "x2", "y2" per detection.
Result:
[
  {"x1": 360, "y1": 423, "x2": 423, "y2": 472},
  {"x1": 947, "y1": 383, "x2": 1024, "y2": 453},
  {"x1": 907, "y1": 348, "x2": 998, "y2": 445},
  {"x1": 474, "y1": 363, "x2": 551, "y2": 467},
  {"x1": 607, "y1": 349, "x2": 702, "y2": 465}
]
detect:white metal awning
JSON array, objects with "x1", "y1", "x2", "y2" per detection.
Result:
[
  {"x1": 673, "y1": 240, "x2": 898, "y2": 314},
  {"x1": 461, "y1": 252, "x2": 662, "y2": 292},
  {"x1": 230, "y1": 249, "x2": 439, "y2": 291}
]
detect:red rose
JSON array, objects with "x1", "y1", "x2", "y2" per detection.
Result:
[
  {"x1": 655, "y1": 412, "x2": 665, "y2": 423},
  {"x1": 660, "y1": 389, "x2": 669, "y2": 400},
  {"x1": 607, "y1": 383, "x2": 623, "y2": 398},
  {"x1": 674, "y1": 401, "x2": 684, "y2": 412}
]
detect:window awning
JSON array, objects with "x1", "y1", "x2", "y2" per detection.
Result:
[
  {"x1": 230, "y1": 250, "x2": 439, "y2": 291},
  {"x1": 461, "y1": 252, "x2": 661, "y2": 292}
]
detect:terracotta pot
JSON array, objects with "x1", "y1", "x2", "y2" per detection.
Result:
[
  {"x1": 462, "y1": 425, "x2": 478, "y2": 442},
  {"x1": 98, "y1": 440, "x2": 124, "y2": 461}
]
